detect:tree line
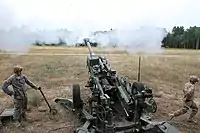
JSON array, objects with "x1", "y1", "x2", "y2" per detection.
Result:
[
  {"x1": 33, "y1": 26, "x2": 200, "y2": 49},
  {"x1": 162, "y1": 26, "x2": 200, "y2": 49}
]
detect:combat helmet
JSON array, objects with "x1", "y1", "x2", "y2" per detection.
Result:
[
  {"x1": 13, "y1": 65, "x2": 23, "y2": 74},
  {"x1": 189, "y1": 75, "x2": 199, "y2": 83}
]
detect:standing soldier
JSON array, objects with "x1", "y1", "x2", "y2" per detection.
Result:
[
  {"x1": 2, "y1": 65, "x2": 41, "y2": 127},
  {"x1": 169, "y1": 75, "x2": 199, "y2": 124}
]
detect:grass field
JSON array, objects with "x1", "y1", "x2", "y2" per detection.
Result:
[{"x1": 0, "y1": 46, "x2": 200, "y2": 133}]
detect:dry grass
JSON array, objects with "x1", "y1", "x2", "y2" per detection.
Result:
[
  {"x1": 27, "y1": 89, "x2": 43, "y2": 107},
  {"x1": 0, "y1": 46, "x2": 200, "y2": 133}
]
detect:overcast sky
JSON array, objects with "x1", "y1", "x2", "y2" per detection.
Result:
[{"x1": 1, "y1": 0, "x2": 200, "y2": 32}]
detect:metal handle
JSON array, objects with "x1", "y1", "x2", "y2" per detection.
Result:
[{"x1": 39, "y1": 89, "x2": 52, "y2": 110}]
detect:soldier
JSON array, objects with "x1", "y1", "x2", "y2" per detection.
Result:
[
  {"x1": 2, "y1": 65, "x2": 41, "y2": 127},
  {"x1": 169, "y1": 75, "x2": 199, "y2": 124}
]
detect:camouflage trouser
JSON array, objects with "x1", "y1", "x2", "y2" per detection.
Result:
[
  {"x1": 13, "y1": 97, "x2": 27, "y2": 122},
  {"x1": 0, "y1": 120, "x2": 2, "y2": 127},
  {"x1": 173, "y1": 100, "x2": 198, "y2": 119},
  {"x1": 23, "y1": 97, "x2": 28, "y2": 110}
]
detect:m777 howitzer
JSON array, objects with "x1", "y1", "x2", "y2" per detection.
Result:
[{"x1": 54, "y1": 42, "x2": 179, "y2": 133}]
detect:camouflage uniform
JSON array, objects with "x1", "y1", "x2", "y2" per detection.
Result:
[
  {"x1": 169, "y1": 75, "x2": 199, "y2": 124},
  {"x1": 2, "y1": 65, "x2": 40, "y2": 127}
]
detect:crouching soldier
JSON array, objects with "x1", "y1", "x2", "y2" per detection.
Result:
[
  {"x1": 1, "y1": 65, "x2": 41, "y2": 127},
  {"x1": 169, "y1": 75, "x2": 199, "y2": 124}
]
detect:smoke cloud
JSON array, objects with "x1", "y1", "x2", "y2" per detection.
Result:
[
  {"x1": 0, "y1": 1, "x2": 37, "y2": 52},
  {"x1": 0, "y1": 0, "x2": 167, "y2": 53},
  {"x1": 90, "y1": 27, "x2": 167, "y2": 53}
]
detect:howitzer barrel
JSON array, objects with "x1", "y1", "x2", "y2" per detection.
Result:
[
  {"x1": 87, "y1": 42, "x2": 95, "y2": 56},
  {"x1": 137, "y1": 56, "x2": 141, "y2": 82}
]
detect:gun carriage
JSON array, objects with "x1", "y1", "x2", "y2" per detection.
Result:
[{"x1": 55, "y1": 42, "x2": 179, "y2": 133}]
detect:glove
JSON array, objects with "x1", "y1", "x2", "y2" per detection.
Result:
[
  {"x1": 37, "y1": 86, "x2": 41, "y2": 90},
  {"x1": 8, "y1": 91, "x2": 14, "y2": 96}
]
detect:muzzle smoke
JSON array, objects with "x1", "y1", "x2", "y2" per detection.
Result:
[
  {"x1": 0, "y1": 1, "x2": 167, "y2": 53},
  {"x1": 90, "y1": 27, "x2": 167, "y2": 53}
]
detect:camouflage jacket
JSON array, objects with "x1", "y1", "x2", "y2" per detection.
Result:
[
  {"x1": 183, "y1": 82, "x2": 196, "y2": 101},
  {"x1": 2, "y1": 74, "x2": 38, "y2": 99}
]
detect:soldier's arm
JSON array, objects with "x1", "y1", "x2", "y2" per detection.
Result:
[
  {"x1": 24, "y1": 75, "x2": 38, "y2": 90},
  {"x1": 185, "y1": 86, "x2": 194, "y2": 99},
  {"x1": 2, "y1": 76, "x2": 13, "y2": 96}
]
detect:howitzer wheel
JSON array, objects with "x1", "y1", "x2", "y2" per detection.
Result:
[
  {"x1": 96, "y1": 105, "x2": 106, "y2": 122},
  {"x1": 131, "y1": 82, "x2": 157, "y2": 114},
  {"x1": 146, "y1": 98, "x2": 157, "y2": 113},
  {"x1": 73, "y1": 84, "x2": 83, "y2": 109}
]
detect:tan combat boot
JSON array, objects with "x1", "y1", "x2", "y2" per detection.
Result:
[
  {"x1": 168, "y1": 113, "x2": 175, "y2": 120},
  {"x1": 187, "y1": 118, "x2": 198, "y2": 124}
]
